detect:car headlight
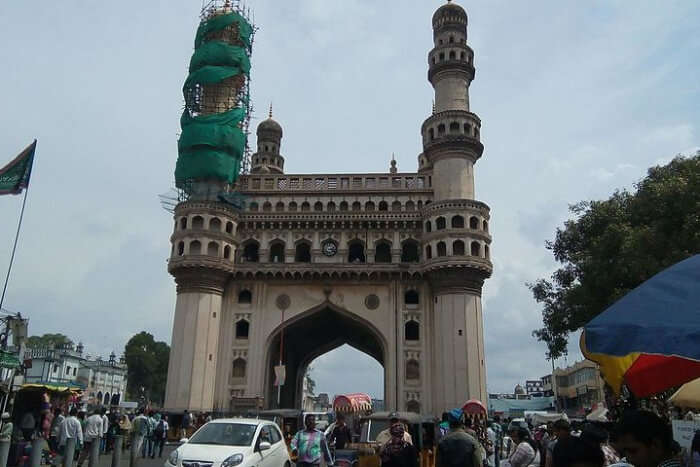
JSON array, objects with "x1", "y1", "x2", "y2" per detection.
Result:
[
  {"x1": 168, "y1": 450, "x2": 179, "y2": 466},
  {"x1": 222, "y1": 454, "x2": 244, "y2": 467}
]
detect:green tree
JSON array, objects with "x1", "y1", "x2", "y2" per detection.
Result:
[
  {"x1": 26, "y1": 333, "x2": 73, "y2": 348},
  {"x1": 124, "y1": 332, "x2": 170, "y2": 405},
  {"x1": 530, "y1": 153, "x2": 700, "y2": 357}
]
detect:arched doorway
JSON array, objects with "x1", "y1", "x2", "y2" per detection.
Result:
[{"x1": 264, "y1": 303, "x2": 386, "y2": 409}]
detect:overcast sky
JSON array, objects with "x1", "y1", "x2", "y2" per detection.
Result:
[{"x1": 0, "y1": 1, "x2": 698, "y2": 400}]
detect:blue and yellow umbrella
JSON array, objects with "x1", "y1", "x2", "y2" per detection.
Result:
[{"x1": 581, "y1": 255, "x2": 700, "y2": 397}]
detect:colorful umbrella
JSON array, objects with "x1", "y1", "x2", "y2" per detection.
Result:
[
  {"x1": 581, "y1": 255, "x2": 700, "y2": 397},
  {"x1": 462, "y1": 399, "x2": 487, "y2": 416},
  {"x1": 669, "y1": 378, "x2": 700, "y2": 409}
]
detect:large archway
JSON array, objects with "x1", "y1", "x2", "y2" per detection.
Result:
[{"x1": 265, "y1": 303, "x2": 386, "y2": 409}]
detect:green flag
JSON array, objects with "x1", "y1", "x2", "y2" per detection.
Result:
[{"x1": 0, "y1": 140, "x2": 36, "y2": 195}]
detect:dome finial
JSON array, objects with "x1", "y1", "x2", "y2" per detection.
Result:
[{"x1": 269, "y1": 103, "x2": 273, "y2": 118}]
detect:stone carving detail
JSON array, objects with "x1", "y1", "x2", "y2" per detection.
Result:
[
  {"x1": 276, "y1": 294, "x2": 291, "y2": 310},
  {"x1": 365, "y1": 294, "x2": 380, "y2": 310}
]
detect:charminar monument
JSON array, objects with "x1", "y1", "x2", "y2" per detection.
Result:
[{"x1": 165, "y1": 0, "x2": 493, "y2": 415}]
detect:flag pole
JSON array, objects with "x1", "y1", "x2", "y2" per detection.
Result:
[{"x1": 0, "y1": 182, "x2": 30, "y2": 313}]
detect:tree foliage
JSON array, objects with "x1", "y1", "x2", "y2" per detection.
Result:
[
  {"x1": 26, "y1": 333, "x2": 73, "y2": 348},
  {"x1": 530, "y1": 153, "x2": 700, "y2": 359},
  {"x1": 124, "y1": 332, "x2": 170, "y2": 405}
]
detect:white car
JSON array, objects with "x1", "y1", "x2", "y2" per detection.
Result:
[{"x1": 166, "y1": 418, "x2": 291, "y2": 467}]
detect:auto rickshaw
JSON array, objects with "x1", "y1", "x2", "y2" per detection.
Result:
[{"x1": 356, "y1": 411, "x2": 437, "y2": 467}]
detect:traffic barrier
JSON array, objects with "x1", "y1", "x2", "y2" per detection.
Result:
[
  {"x1": 0, "y1": 440, "x2": 10, "y2": 467},
  {"x1": 111, "y1": 436, "x2": 123, "y2": 467}
]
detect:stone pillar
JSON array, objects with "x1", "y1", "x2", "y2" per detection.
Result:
[
  {"x1": 164, "y1": 269, "x2": 229, "y2": 412},
  {"x1": 429, "y1": 269, "x2": 487, "y2": 413}
]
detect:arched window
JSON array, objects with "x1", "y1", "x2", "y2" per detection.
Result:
[
  {"x1": 314, "y1": 201, "x2": 323, "y2": 212},
  {"x1": 97, "y1": 391, "x2": 103, "y2": 403},
  {"x1": 225, "y1": 221, "x2": 234, "y2": 234},
  {"x1": 406, "y1": 360, "x2": 420, "y2": 380},
  {"x1": 405, "y1": 201, "x2": 415, "y2": 211},
  {"x1": 471, "y1": 241, "x2": 481, "y2": 257},
  {"x1": 485, "y1": 244, "x2": 490, "y2": 260},
  {"x1": 249, "y1": 202, "x2": 259, "y2": 212},
  {"x1": 405, "y1": 290, "x2": 419, "y2": 306},
  {"x1": 460, "y1": 51, "x2": 466, "y2": 60},
  {"x1": 438, "y1": 124, "x2": 446, "y2": 135},
  {"x1": 348, "y1": 241, "x2": 365, "y2": 263},
  {"x1": 365, "y1": 201, "x2": 375, "y2": 211},
  {"x1": 417, "y1": 200, "x2": 423, "y2": 210},
  {"x1": 406, "y1": 400, "x2": 420, "y2": 414},
  {"x1": 207, "y1": 241, "x2": 219, "y2": 257},
  {"x1": 405, "y1": 321, "x2": 420, "y2": 341},
  {"x1": 242, "y1": 242, "x2": 259, "y2": 262},
  {"x1": 426, "y1": 245, "x2": 432, "y2": 259},
  {"x1": 483, "y1": 220, "x2": 489, "y2": 232},
  {"x1": 232, "y1": 358, "x2": 246, "y2": 378},
  {"x1": 453, "y1": 240, "x2": 465, "y2": 256},
  {"x1": 327, "y1": 202, "x2": 336, "y2": 212},
  {"x1": 301, "y1": 202, "x2": 310, "y2": 212},
  {"x1": 475, "y1": 127, "x2": 480, "y2": 139},
  {"x1": 449, "y1": 51, "x2": 456, "y2": 60},
  {"x1": 375, "y1": 242, "x2": 392, "y2": 263},
  {"x1": 452, "y1": 215, "x2": 465, "y2": 228},
  {"x1": 378, "y1": 201, "x2": 388, "y2": 211},
  {"x1": 449, "y1": 121, "x2": 460, "y2": 132},
  {"x1": 429, "y1": 128, "x2": 435, "y2": 141},
  {"x1": 295, "y1": 242, "x2": 311, "y2": 263},
  {"x1": 425, "y1": 221, "x2": 432, "y2": 233},
  {"x1": 177, "y1": 241, "x2": 185, "y2": 256},
  {"x1": 224, "y1": 245, "x2": 231, "y2": 259},
  {"x1": 190, "y1": 240, "x2": 202, "y2": 255},
  {"x1": 437, "y1": 242, "x2": 447, "y2": 257},
  {"x1": 401, "y1": 241, "x2": 420, "y2": 263},
  {"x1": 238, "y1": 290, "x2": 252, "y2": 304},
  {"x1": 235, "y1": 319, "x2": 250, "y2": 338},
  {"x1": 192, "y1": 216, "x2": 204, "y2": 229},
  {"x1": 275, "y1": 202, "x2": 285, "y2": 212},
  {"x1": 180, "y1": 217, "x2": 187, "y2": 230},
  {"x1": 288, "y1": 201, "x2": 298, "y2": 212},
  {"x1": 339, "y1": 201, "x2": 349, "y2": 211},
  {"x1": 104, "y1": 393, "x2": 110, "y2": 405},
  {"x1": 392, "y1": 201, "x2": 402, "y2": 212},
  {"x1": 470, "y1": 217, "x2": 479, "y2": 229},
  {"x1": 436, "y1": 217, "x2": 447, "y2": 230},
  {"x1": 439, "y1": 52, "x2": 445, "y2": 61},
  {"x1": 263, "y1": 202, "x2": 272, "y2": 212},
  {"x1": 269, "y1": 242, "x2": 285, "y2": 263},
  {"x1": 352, "y1": 201, "x2": 362, "y2": 212},
  {"x1": 209, "y1": 218, "x2": 221, "y2": 231},
  {"x1": 464, "y1": 123, "x2": 471, "y2": 134}
]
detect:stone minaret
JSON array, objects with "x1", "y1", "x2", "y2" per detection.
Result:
[
  {"x1": 421, "y1": 1, "x2": 493, "y2": 410},
  {"x1": 251, "y1": 106, "x2": 285, "y2": 174}
]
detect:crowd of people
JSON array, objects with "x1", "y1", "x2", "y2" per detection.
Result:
[{"x1": 288, "y1": 409, "x2": 699, "y2": 467}]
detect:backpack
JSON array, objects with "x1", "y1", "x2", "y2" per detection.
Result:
[{"x1": 154, "y1": 420, "x2": 165, "y2": 438}]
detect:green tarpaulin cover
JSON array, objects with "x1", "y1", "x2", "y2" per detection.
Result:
[{"x1": 175, "y1": 12, "x2": 252, "y2": 189}]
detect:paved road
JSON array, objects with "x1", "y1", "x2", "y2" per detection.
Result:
[{"x1": 92, "y1": 445, "x2": 175, "y2": 467}]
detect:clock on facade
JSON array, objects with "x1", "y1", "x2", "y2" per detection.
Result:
[{"x1": 322, "y1": 241, "x2": 337, "y2": 257}]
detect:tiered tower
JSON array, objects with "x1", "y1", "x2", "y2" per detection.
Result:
[{"x1": 421, "y1": 1, "x2": 492, "y2": 408}]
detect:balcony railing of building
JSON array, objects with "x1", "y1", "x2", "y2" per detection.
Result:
[{"x1": 238, "y1": 174, "x2": 432, "y2": 193}]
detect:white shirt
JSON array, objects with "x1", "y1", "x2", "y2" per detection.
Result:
[
  {"x1": 84, "y1": 414, "x2": 104, "y2": 440},
  {"x1": 102, "y1": 415, "x2": 109, "y2": 437},
  {"x1": 60, "y1": 416, "x2": 84, "y2": 446}
]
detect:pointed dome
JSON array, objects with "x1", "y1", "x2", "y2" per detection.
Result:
[{"x1": 257, "y1": 117, "x2": 283, "y2": 136}]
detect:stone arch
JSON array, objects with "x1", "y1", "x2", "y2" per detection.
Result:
[
  {"x1": 179, "y1": 217, "x2": 187, "y2": 230},
  {"x1": 374, "y1": 240, "x2": 392, "y2": 263},
  {"x1": 177, "y1": 241, "x2": 185, "y2": 256},
  {"x1": 242, "y1": 240, "x2": 259, "y2": 263},
  {"x1": 301, "y1": 202, "x2": 310, "y2": 212},
  {"x1": 471, "y1": 241, "x2": 481, "y2": 257},
  {"x1": 327, "y1": 201, "x2": 337, "y2": 212},
  {"x1": 485, "y1": 244, "x2": 490, "y2": 259},
  {"x1": 352, "y1": 201, "x2": 362, "y2": 212},
  {"x1": 192, "y1": 216, "x2": 204, "y2": 229},
  {"x1": 314, "y1": 201, "x2": 323, "y2": 212},
  {"x1": 264, "y1": 302, "x2": 388, "y2": 409},
  {"x1": 263, "y1": 202, "x2": 272, "y2": 212},
  {"x1": 232, "y1": 358, "x2": 247, "y2": 378},
  {"x1": 295, "y1": 241, "x2": 312, "y2": 263},
  {"x1": 189, "y1": 240, "x2": 202, "y2": 255},
  {"x1": 269, "y1": 240, "x2": 286, "y2": 263},
  {"x1": 275, "y1": 201, "x2": 285, "y2": 212},
  {"x1": 224, "y1": 245, "x2": 232, "y2": 259},
  {"x1": 288, "y1": 201, "x2": 298, "y2": 212},
  {"x1": 405, "y1": 289, "x2": 419, "y2": 306},
  {"x1": 339, "y1": 201, "x2": 349, "y2": 211},
  {"x1": 483, "y1": 220, "x2": 489, "y2": 232},
  {"x1": 207, "y1": 241, "x2": 219, "y2": 257},
  {"x1": 451, "y1": 215, "x2": 465, "y2": 229},
  {"x1": 348, "y1": 240, "x2": 366, "y2": 263},
  {"x1": 426, "y1": 244, "x2": 432, "y2": 259},
  {"x1": 209, "y1": 217, "x2": 222, "y2": 231},
  {"x1": 225, "y1": 221, "x2": 234, "y2": 234},
  {"x1": 453, "y1": 240, "x2": 465, "y2": 256},
  {"x1": 378, "y1": 201, "x2": 388, "y2": 211},
  {"x1": 437, "y1": 241, "x2": 447, "y2": 257},
  {"x1": 425, "y1": 220, "x2": 432, "y2": 233},
  {"x1": 406, "y1": 359, "x2": 420, "y2": 380},
  {"x1": 405, "y1": 200, "x2": 415, "y2": 211},
  {"x1": 405, "y1": 320, "x2": 419, "y2": 341},
  {"x1": 469, "y1": 216, "x2": 479, "y2": 229},
  {"x1": 238, "y1": 290, "x2": 252, "y2": 304},
  {"x1": 436, "y1": 217, "x2": 447, "y2": 230},
  {"x1": 401, "y1": 239, "x2": 420, "y2": 263},
  {"x1": 365, "y1": 201, "x2": 376, "y2": 211},
  {"x1": 392, "y1": 200, "x2": 402, "y2": 211}
]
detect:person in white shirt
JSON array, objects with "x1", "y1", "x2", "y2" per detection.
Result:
[
  {"x1": 59, "y1": 408, "x2": 84, "y2": 456},
  {"x1": 77, "y1": 410, "x2": 104, "y2": 467},
  {"x1": 100, "y1": 408, "x2": 109, "y2": 454}
]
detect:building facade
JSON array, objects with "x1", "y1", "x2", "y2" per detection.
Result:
[
  {"x1": 77, "y1": 353, "x2": 128, "y2": 407},
  {"x1": 24, "y1": 343, "x2": 86, "y2": 387},
  {"x1": 548, "y1": 359, "x2": 606, "y2": 415},
  {"x1": 165, "y1": 1, "x2": 493, "y2": 415}
]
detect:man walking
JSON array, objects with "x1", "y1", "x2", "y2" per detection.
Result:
[
  {"x1": 59, "y1": 408, "x2": 84, "y2": 465},
  {"x1": 100, "y1": 408, "x2": 109, "y2": 454},
  {"x1": 50, "y1": 408, "x2": 65, "y2": 452},
  {"x1": 77, "y1": 410, "x2": 104, "y2": 467},
  {"x1": 291, "y1": 414, "x2": 333, "y2": 467},
  {"x1": 329, "y1": 414, "x2": 353, "y2": 450},
  {"x1": 181, "y1": 410, "x2": 191, "y2": 439},
  {"x1": 131, "y1": 409, "x2": 149, "y2": 458},
  {"x1": 152, "y1": 415, "x2": 168, "y2": 458},
  {"x1": 436, "y1": 409, "x2": 484, "y2": 467}
]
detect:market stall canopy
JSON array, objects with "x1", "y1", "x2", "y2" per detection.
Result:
[
  {"x1": 581, "y1": 255, "x2": 700, "y2": 397},
  {"x1": 333, "y1": 393, "x2": 372, "y2": 413},
  {"x1": 21, "y1": 382, "x2": 83, "y2": 394},
  {"x1": 669, "y1": 378, "x2": 700, "y2": 409}
]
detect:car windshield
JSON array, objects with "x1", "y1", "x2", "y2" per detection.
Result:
[
  {"x1": 188, "y1": 423, "x2": 257, "y2": 446},
  {"x1": 369, "y1": 421, "x2": 390, "y2": 441}
]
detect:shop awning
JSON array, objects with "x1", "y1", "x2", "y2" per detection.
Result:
[
  {"x1": 21, "y1": 382, "x2": 84, "y2": 393},
  {"x1": 333, "y1": 393, "x2": 372, "y2": 413}
]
